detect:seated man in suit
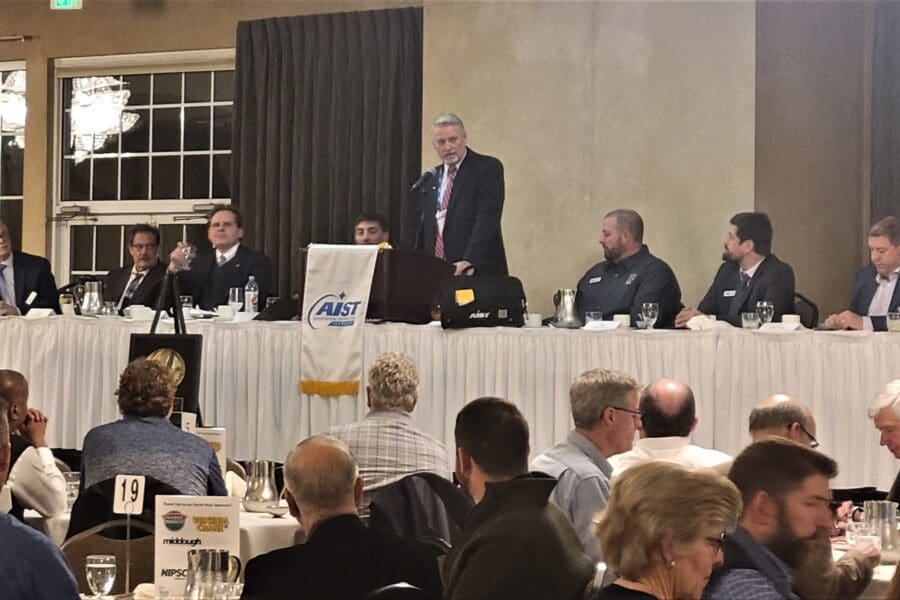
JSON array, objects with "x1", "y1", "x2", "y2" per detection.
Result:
[
  {"x1": 0, "y1": 221, "x2": 60, "y2": 316},
  {"x1": 242, "y1": 435, "x2": 442, "y2": 600},
  {"x1": 414, "y1": 113, "x2": 507, "y2": 276},
  {"x1": 168, "y1": 205, "x2": 273, "y2": 310},
  {"x1": 824, "y1": 216, "x2": 900, "y2": 331},
  {"x1": 353, "y1": 212, "x2": 392, "y2": 247},
  {"x1": 576, "y1": 209, "x2": 682, "y2": 327},
  {"x1": 445, "y1": 397, "x2": 593, "y2": 599},
  {"x1": 104, "y1": 223, "x2": 166, "y2": 313},
  {"x1": 676, "y1": 212, "x2": 795, "y2": 327}
]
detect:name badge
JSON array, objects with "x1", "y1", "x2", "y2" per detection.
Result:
[
  {"x1": 625, "y1": 274, "x2": 637, "y2": 285},
  {"x1": 589, "y1": 277, "x2": 603, "y2": 284},
  {"x1": 723, "y1": 290, "x2": 737, "y2": 298}
]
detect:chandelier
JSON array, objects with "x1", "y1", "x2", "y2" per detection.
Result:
[
  {"x1": 0, "y1": 70, "x2": 26, "y2": 149},
  {"x1": 69, "y1": 76, "x2": 140, "y2": 163}
]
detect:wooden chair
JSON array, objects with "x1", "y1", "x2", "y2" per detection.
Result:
[
  {"x1": 61, "y1": 519, "x2": 155, "y2": 595},
  {"x1": 226, "y1": 457, "x2": 247, "y2": 480}
]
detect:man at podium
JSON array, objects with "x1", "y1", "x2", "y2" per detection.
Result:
[{"x1": 414, "y1": 114, "x2": 507, "y2": 276}]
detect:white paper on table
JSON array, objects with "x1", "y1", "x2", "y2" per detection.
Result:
[
  {"x1": 759, "y1": 322, "x2": 802, "y2": 333},
  {"x1": 23, "y1": 309, "x2": 53, "y2": 320},
  {"x1": 582, "y1": 321, "x2": 621, "y2": 331},
  {"x1": 686, "y1": 315, "x2": 719, "y2": 330}
]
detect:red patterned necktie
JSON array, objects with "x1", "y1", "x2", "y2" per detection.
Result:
[{"x1": 434, "y1": 165, "x2": 457, "y2": 260}]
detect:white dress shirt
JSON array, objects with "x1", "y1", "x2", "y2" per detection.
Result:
[
  {"x1": 1, "y1": 446, "x2": 67, "y2": 517},
  {"x1": 216, "y1": 243, "x2": 240, "y2": 265},
  {"x1": 863, "y1": 268, "x2": 900, "y2": 330},
  {"x1": 608, "y1": 436, "x2": 733, "y2": 478}
]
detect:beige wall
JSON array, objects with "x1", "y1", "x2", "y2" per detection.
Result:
[{"x1": 423, "y1": 1, "x2": 756, "y2": 314}]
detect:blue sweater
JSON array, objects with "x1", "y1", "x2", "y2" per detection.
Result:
[{"x1": 0, "y1": 510, "x2": 79, "y2": 599}]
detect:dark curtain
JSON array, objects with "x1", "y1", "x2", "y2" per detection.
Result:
[
  {"x1": 232, "y1": 7, "x2": 423, "y2": 297},
  {"x1": 871, "y1": 1, "x2": 900, "y2": 220}
]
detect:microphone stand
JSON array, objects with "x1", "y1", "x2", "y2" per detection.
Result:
[{"x1": 150, "y1": 271, "x2": 187, "y2": 335}]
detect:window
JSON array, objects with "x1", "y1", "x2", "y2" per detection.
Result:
[
  {"x1": 52, "y1": 50, "x2": 234, "y2": 281},
  {"x1": 0, "y1": 64, "x2": 25, "y2": 251}
]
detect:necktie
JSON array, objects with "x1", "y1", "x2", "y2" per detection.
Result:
[
  {"x1": 123, "y1": 272, "x2": 145, "y2": 300},
  {"x1": 217, "y1": 254, "x2": 228, "y2": 267},
  {"x1": 434, "y1": 165, "x2": 458, "y2": 260},
  {"x1": 0, "y1": 264, "x2": 11, "y2": 305},
  {"x1": 740, "y1": 272, "x2": 751, "y2": 288}
]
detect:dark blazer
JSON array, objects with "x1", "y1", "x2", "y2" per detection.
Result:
[
  {"x1": 414, "y1": 148, "x2": 508, "y2": 275},
  {"x1": 10, "y1": 251, "x2": 60, "y2": 314},
  {"x1": 177, "y1": 245, "x2": 273, "y2": 310},
  {"x1": 849, "y1": 264, "x2": 900, "y2": 331},
  {"x1": 104, "y1": 261, "x2": 166, "y2": 310},
  {"x1": 697, "y1": 254, "x2": 795, "y2": 327},
  {"x1": 242, "y1": 514, "x2": 442, "y2": 600}
]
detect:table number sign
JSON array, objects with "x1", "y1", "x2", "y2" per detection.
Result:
[{"x1": 113, "y1": 474, "x2": 145, "y2": 515}]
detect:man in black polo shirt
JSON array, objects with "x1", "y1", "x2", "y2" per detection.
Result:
[{"x1": 575, "y1": 209, "x2": 682, "y2": 327}]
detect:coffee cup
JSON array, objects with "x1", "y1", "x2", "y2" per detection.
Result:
[
  {"x1": 782, "y1": 314, "x2": 801, "y2": 325},
  {"x1": 124, "y1": 305, "x2": 152, "y2": 321},
  {"x1": 524, "y1": 313, "x2": 542, "y2": 328},
  {"x1": 217, "y1": 305, "x2": 234, "y2": 320},
  {"x1": 612, "y1": 314, "x2": 631, "y2": 328}
]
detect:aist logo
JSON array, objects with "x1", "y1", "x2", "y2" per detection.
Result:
[{"x1": 306, "y1": 292, "x2": 363, "y2": 329}]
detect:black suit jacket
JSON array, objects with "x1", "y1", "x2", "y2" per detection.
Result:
[
  {"x1": 242, "y1": 514, "x2": 442, "y2": 600},
  {"x1": 697, "y1": 254, "x2": 795, "y2": 327},
  {"x1": 104, "y1": 261, "x2": 167, "y2": 310},
  {"x1": 849, "y1": 264, "x2": 900, "y2": 331},
  {"x1": 414, "y1": 148, "x2": 508, "y2": 275},
  {"x1": 10, "y1": 251, "x2": 60, "y2": 314},
  {"x1": 177, "y1": 245, "x2": 273, "y2": 310}
]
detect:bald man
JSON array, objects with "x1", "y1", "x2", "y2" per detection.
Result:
[
  {"x1": 748, "y1": 394, "x2": 819, "y2": 447},
  {"x1": 242, "y1": 435, "x2": 441, "y2": 600},
  {"x1": 747, "y1": 394, "x2": 877, "y2": 600},
  {"x1": 609, "y1": 379, "x2": 731, "y2": 477},
  {"x1": 0, "y1": 370, "x2": 66, "y2": 519}
]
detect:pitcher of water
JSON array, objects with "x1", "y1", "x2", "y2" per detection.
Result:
[
  {"x1": 72, "y1": 281, "x2": 103, "y2": 316},
  {"x1": 183, "y1": 548, "x2": 241, "y2": 600},
  {"x1": 242, "y1": 460, "x2": 279, "y2": 513},
  {"x1": 863, "y1": 500, "x2": 899, "y2": 560}
]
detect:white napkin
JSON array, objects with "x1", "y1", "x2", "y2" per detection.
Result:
[
  {"x1": 226, "y1": 471, "x2": 247, "y2": 498},
  {"x1": 685, "y1": 315, "x2": 720, "y2": 330}
]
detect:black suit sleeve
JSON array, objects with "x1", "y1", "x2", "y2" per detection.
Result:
[
  {"x1": 31, "y1": 259, "x2": 61, "y2": 313},
  {"x1": 764, "y1": 262, "x2": 795, "y2": 321},
  {"x1": 629, "y1": 263, "x2": 682, "y2": 328},
  {"x1": 462, "y1": 158, "x2": 504, "y2": 267},
  {"x1": 251, "y1": 253, "x2": 274, "y2": 305},
  {"x1": 697, "y1": 266, "x2": 724, "y2": 316}
]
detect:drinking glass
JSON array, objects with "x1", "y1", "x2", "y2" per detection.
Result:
[
  {"x1": 741, "y1": 312, "x2": 760, "y2": 329},
  {"x1": 59, "y1": 293, "x2": 76, "y2": 316},
  {"x1": 100, "y1": 301, "x2": 118, "y2": 317},
  {"x1": 228, "y1": 287, "x2": 243, "y2": 313},
  {"x1": 584, "y1": 311, "x2": 603, "y2": 326},
  {"x1": 888, "y1": 311, "x2": 900, "y2": 332},
  {"x1": 756, "y1": 300, "x2": 775, "y2": 325},
  {"x1": 641, "y1": 302, "x2": 659, "y2": 329},
  {"x1": 85, "y1": 554, "x2": 116, "y2": 598},
  {"x1": 179, "y1": 295, "x2": 194, "y2": 310},
  {"x1": 265, "y1": 297, "x2": 280, "y2": 309},
  {"x1": 63, "y1": 472, "x2": 80, "y2": 510}
]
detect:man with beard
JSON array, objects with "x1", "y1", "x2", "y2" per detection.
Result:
[
  {"x1": 676, "y1": 212, "x2": 795, "y2": 327},
  {"x1": 443, "y1": 397, "x2": 593, "y2": 599},
  {"x1": 575, "y1": 209, "x2": 682, "y2": 327},
  {"x1": 703, "y1": 439, "x2": 838, "y2": 600}
]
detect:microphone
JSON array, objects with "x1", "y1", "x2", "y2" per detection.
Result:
[{"x1": 409, "y1": 168, "x2": 436, "y2": 192}]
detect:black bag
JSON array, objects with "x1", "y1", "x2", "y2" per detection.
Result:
[{"x1": 439, "y1": 275, "x2": 526, "y2": 329}]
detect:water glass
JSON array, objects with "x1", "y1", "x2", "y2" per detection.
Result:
[
  {"x1": 59, "y1": 293, "x2": 76, "y2": 316},
  {"x1": 63, "y1": 471, "x2": 80, "y2": 510},
  {"x1": 741, "y1": 312, "x2": 760, "y2": 329},
  {"x1": 179, "y1": 295, "x2": 194, "y2": 310},
  {"x1": 888, "y1": 311, "x2": 900, "y2": 332},
  {"x1": 265, "y1": 296, "x2": 280, "y2": 309},
  {"x1": 756, "y1": 300, "x2": 775, "y2": 325},
  {"x1": 85, "y1": 554, "x2": 116, "y2": 598},
  {"x1": 100, "y1": 301, "x2": 118, "y2": 317},
  {"x1": 228, "y1": 287, "x2": 243, "y2": 313},
  {"x1": 641, "y1": 302, "x2": 659, "y2": 329},
  {"x1": 584, "y1": 311, "x2": 603, "y2": 325}
]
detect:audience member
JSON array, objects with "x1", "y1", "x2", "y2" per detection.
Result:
[
  {"x1": 0, "y1": 369, "x2": 66, "y2": 519},
  {"x1": 609, "y1": 379, "x2": 731, "y2": 477},
  {"x1": 676, "y1": 212, "x2": 794, "y2": 327},
  {"x1": 824, "y1": 216, "x2": 900, "y2": 330},
  {"x1": 530, "y1": 368, "x2": 641, "y2": 561},
  {"x1": 327, "y1": 352, "x2": 450, "y2": 509},
  {"x1": 0, "y1": 395, "x2": 79, "y2": 598},
  {"x1": 0, "y1": 220, "x2": 60, "y2": 316},
  {"x1": 169, "y1": 205, "x2": 273, "y2": 310},
  {"x1": 868, "y1": 380, "x2": 900, "y2": 501},
  {"x1": 353, "y1": 213, "x2": 391, "y2": 246},
  {"x1": 751, "y1": 394, "x2": 876, "y2": 600},
  {"x1": 594, "y1": 461, "x2": 742, "y2": 600},
  {"x1": 80, "y1": 359, "x2": 226, "y2": 496},
  {"x1": 575, "y1": 209, "x2": 682, "y2": 327},
  {"x1": 703, "y1": 439, "x2": 839, "y2": 600},
  {"x1": 444, "y1": 397, "x2": 593, "y2": 599},
  {"x1": 242, "y1": 435, "x2": 442, "y2": 599},
  {"x1": 104, "y1": 223, "x2": 166, "y2": 312}
]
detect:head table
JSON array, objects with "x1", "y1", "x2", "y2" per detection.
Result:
[{"x1": 1, "y1": 316, "x2": 898, "y2": 489}]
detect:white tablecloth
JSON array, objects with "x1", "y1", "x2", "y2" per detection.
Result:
[
  {"x1": 3, "y1": 316, "x2": 899, "y2": 489},
  {"x1": 24, "y1": 508, "x2": 301, "y2": 566}
]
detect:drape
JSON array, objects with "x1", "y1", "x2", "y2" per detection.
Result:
[{"x1": 232, "y1": 8, "x2": 423, "y2": 297}]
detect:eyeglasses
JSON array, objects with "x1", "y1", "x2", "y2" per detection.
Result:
[
  {"x1": 610, "y1": 406, "x2": 642, "y2": 419},
  {"x1": 797, "y1": 422, "x2": 820, "y2": 448},
  {"x1": 704, "y1": 532, "x2": 726, "y2": 553},
  {"x1": 129, "y1": 243, "x2": 159, "y2": 251}
]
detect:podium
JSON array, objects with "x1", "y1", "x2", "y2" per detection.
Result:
[{"x1": 367, "y1": 248, "x2": 454, "y2": 324}]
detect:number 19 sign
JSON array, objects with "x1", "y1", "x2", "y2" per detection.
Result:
[{"x1": 113, "y1": 474, "x2": 146, "y2": 515}]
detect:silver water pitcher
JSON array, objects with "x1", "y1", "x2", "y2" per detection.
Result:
[
  {"x1": 183, "y1": 548, "x2": 241, "y2": 600},
  {"x1": 553, "y1": 288, "x2": 582, "y2": 328},
  {"x1": 242, "y1": 460, "x2": 279, "y2": 513},
  {"x1": 73, "y1": 281, "x2": 103, "y2": 316},
  {"x1": 864, "y1": 499, "x2": 899, "y2": 560}
]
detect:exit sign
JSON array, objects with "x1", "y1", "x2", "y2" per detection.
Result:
[{"x1": 51, "y1": 0, "x2": 83, "y2": 9}]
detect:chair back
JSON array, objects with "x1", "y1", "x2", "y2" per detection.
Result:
[
  {"x1": 365, "y1": 582, "x2": 440, "y2": 600},
  {"x1": 368, "y1": 472, "x2": 474, "y2": 553},
  {"x1": 226, "y1": 457, "x2": 247, "y2": 480},
  {"x1": 61, "y1": 519, "x2": 155, "y2": 596},
  {"x1": 793, "y1": 292, "x2": 819, "y2": 328},
  {"x1": 66, "y1": 475, "x2": 182, "y2": 540}
]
